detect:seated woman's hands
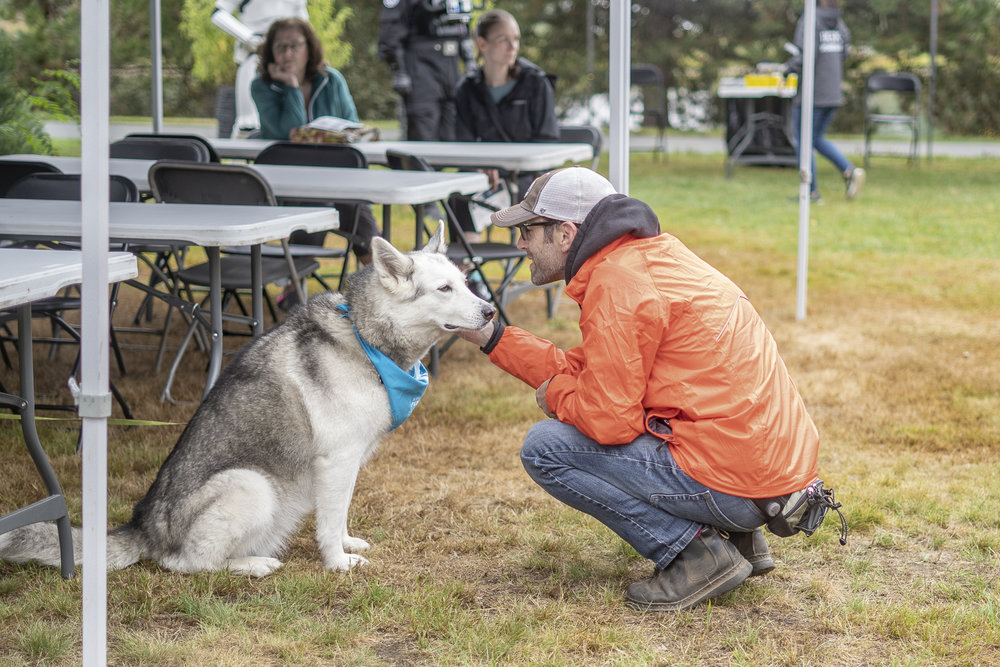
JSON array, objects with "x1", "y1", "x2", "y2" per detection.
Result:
[{"x1": 267, "y1": 62, "x2": 300, "y2": 89}]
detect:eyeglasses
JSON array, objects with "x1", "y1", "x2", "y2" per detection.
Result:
[
  {"x1": 274, "y1": 41, "x2": 307, "y2": 54},
  {"x1": 515, "y1": 219, "x2": 557, "y2": 241}
]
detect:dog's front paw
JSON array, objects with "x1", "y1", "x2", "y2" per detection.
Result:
[
  {"x1": 343, "y1": 535, "x2": 370, "y2": 553},
  {"x1": 326, "y1": 552, "x2": 369, "y2": 571},
  {"x1": 227, "y1": 557, "x2": 284, "y2": 577}
]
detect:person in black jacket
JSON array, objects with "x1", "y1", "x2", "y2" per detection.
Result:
[
  {"x1": 454, "y1": 9, "x2": 558, "y2": 146},
  {"x1": 451, "y1": 9, "x2": 559, "y2": 233}
]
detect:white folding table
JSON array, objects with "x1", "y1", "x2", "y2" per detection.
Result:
[
  {"x1": 0, "y1": 248, "x2": 138, "y2": 578},
  {"x1": 0, "y1": 199, "x2": 337, "y2": 399},
  {"x1": 0, "y1": 154, "x2": 488, "y2": 246},
  {"x1": 208, "y1": 138, "x2": 594, "y2": 171}
]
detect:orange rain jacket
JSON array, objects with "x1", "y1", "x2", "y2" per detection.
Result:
[{"x1": 487, "y1": 195, "x2": 818, "y2": 499}]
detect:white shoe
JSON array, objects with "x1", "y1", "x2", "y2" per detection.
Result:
[{"x1": 846, "y1": 167, "x2": 866, "y2": 200}]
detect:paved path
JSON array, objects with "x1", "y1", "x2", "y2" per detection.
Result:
[{"x1": 44, "y1": 120, "x2": 1000, "y2": 159}]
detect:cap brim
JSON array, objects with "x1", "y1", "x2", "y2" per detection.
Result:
[{"x1": 491, "y1": 201, "x2": 537, "y2": 227}]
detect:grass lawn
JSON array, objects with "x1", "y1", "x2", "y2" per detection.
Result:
[{"x1": 0, "y1": 151, "x2": 998, "y2": 665}]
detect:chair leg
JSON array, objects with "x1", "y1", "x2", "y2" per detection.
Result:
[
  {"x1": 108, "y1": 283, "x2": 127, "y2": 375},
  {"x1": 864, "y1": 125, "x2": 872, "y2": 169},
  {"x1": 160, "y1": 315, "x2": 202, "y2": 406},
  {"x1": 46, "y1": 313, "x2": 133, "y2": 419},
  {"x1": 264, "y1": 290, "x2": 279, "y2": 322},
  {"x1": 545, "y1": 283, "x2": 564, "y2": 319},
  {"x1": 337, "y1": 238, "x2": 355, "y2": 291}
]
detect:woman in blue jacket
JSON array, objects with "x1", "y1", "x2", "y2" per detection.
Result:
[
  {"x1": 251, "y1": 18, "x2": 378, "y2": 309},
  {"x1": 251, "y1": 18, "x2": 358, "y2": 141}
]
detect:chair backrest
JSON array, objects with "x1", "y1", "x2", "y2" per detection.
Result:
[
  {"x1": 865, "y1": 72, "x2": 921, "y2": 121},
  {"x1": 866, "y1": 72, "x2": 920, "y2": 95},
  {"x1": 384, "y1": 149, "x2": 435, "y2": 173},
  {"x1": 4, "y1": 172, "x2": 139, "y2": 202},
  {"x1": 111, "y1": 136, "x2": 212, "y2": 162},
  {"x1": 0, "y1": 160, "x2": 62, "y2": 198},
  {"x1": 384, "y1": 150, "x2": 477, "y2": 244},
  {"x1": 148, "y1": 161, "x2": 275, "y2": 206},
  {"x1": 558, "y1": 125, "x2": 603, "y2": 154},
  {"x1": 630, "y1": 63, "x2": 664, "y2": 87},
  {"x1": 255, "y1": 141, "x2": 368, "y2": 169},
  {"x1": 558, "y1": 125, "x2": 603, "y2": 169},
  {"x1": 125, "y1": 132, "x2": 221, "y2": 162}
]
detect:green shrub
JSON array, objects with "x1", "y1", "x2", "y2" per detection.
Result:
[{"x1": 0, "y1": 31, "x2": 52, "y2": 155}]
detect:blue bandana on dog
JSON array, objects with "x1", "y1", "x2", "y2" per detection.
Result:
[{"x1": 336, "y1": 304, "x2": 428, "y2": 430}]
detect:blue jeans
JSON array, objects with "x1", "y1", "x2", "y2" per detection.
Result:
[
  {"x1": 520, "y1": 420, "x2": 766, "y2": 570},
  {"x1": 792, "y1": 105, "x2": 853, "y2": 195}
]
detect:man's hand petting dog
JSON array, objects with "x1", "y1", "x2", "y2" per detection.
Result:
[{"x1": 457, "y1": 320, "x2": 496, "y2": 348}]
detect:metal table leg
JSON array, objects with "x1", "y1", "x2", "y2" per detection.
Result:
[
  {"x1": 203, "y1": 247, "x2": 223, "y2": 398},
  {"x1": 0, "y1": 305, "x2": 75, "y2": 578}
]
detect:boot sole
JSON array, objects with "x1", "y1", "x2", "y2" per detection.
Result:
[
  {"x1": 624, "y1": 559, "x2": 753, "y2": 612},
  {"x1": 748, "y1": 557, "x2": 775, "y2": 577}
]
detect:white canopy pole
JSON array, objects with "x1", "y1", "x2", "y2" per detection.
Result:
[
  {"x1": 80, "y1": 0, "x2": 111, "y2": 663},
  {"x1": 608, "y1": 0, "x2": 630, "y2": 193},
  {"x1": 150, "y1": 0, "x2": 164, "y2": 132},
  {"x1": 928, "y1": 0, "x2": 937, "y2": 163},
  {"x1": 795, "y1": 0, "x2": 817, "y2": 321}
]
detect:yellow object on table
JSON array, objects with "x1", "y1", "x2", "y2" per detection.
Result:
[
  {"x1": 745, "y1": 74, "x2": 782, "y2": 87},
  {"x1": 744, "y1": 73, "x2": 798, "y2": 88}
]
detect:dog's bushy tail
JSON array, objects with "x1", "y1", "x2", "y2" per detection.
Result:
[{"x1": 0, "y1": 522, "x2": 144, "y2": 571}]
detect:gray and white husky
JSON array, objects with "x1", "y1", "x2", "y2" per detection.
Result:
[{"x1": 0, "y1": 226, "x2": 495, "y2": 576}]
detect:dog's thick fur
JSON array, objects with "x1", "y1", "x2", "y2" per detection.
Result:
[{"x1": 0, "y1": 226, "x2": 495, "y2": 576}]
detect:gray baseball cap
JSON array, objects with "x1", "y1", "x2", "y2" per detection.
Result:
[{"x1": 491, "y1": 167, "x2": 618, "y2": 227}]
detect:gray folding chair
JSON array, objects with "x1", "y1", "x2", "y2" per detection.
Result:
[
  {"x1": 124, "y1": 132, "x2": 221, "y2": 162},
  {"x1": 631, "y1": 64, "x2": 669, "y2": 159},
  {"x1": 147, "y1": 160, "x2": 320, "y2": 403},
  {"x1": 0, "y1": 160, "x2": 62, "y2": 198},
  {"x1": 110, "y1": 136, "x2": 213, "y2": 162},
  {"x1": 254, "y1": 141, "x2": 371, "y2": 290},
  {"x1": 110, "y1": 135, "x2": 214, "y2": 325},
  {"x1": 864, "y1": 72, "x2": 922, "y2": 168},
  {"x1": 558, "y1": 125, "x2": 603, "y2": 170}
]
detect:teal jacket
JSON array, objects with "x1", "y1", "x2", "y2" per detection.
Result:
[{"x1": 251, "y1": 66, "x2": 358, "y2": 140}]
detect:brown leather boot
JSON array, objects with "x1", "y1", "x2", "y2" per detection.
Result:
[
  {"x1": 727, "y1": 527, "x2": 775, "y2": 577},
  {"x1": 624, "y1": 527, "x2": 752, "y2": 612}
]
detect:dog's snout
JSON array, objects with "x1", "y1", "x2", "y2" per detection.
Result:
[{"x1": 481, "y1": 303, "x2": 497, "y2": 320}]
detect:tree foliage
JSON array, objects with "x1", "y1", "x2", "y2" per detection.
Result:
[
  {"x1": 0, "y1": 29, "x2": 53, "y2": 155},
  {"x1": 180, "y1": 0, "x2": 353, "y2": 88},
  {"x1": 1, "y1": 0, "x2": 998, "y2": 135}
]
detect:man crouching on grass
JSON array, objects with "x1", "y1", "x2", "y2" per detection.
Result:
[{"x1": 457, "y1": 166, "x2": 820, "y2": 611}]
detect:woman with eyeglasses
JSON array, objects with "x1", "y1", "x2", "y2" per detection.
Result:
[
  {"x1": 251, "y1": 17, "x2": 358, "y2": 141},
  {"x1": 251, "y1": 17, "x2": 379, "y2": 311}
]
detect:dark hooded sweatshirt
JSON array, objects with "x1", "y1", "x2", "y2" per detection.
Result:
[
  {"x1": 787, "y1": 7, "x2": 850, "y2": 108},
  {"x1": 485, "y1": 195, "x2": 820, "y2": 499}
]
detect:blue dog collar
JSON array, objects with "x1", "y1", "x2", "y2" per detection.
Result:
[{"x1": 336, "y1": 304, "x2": 428, "y2": 430}]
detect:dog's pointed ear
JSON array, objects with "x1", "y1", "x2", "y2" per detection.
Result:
[
  {"x1": 371, "y1": 237, "x2": 415, "y2": 294},
  {"x1": 422, "y1": 222, "x2": 448, "y2": 255}
]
